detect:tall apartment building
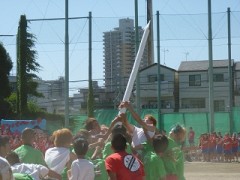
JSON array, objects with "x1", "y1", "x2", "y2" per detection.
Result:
[{"x1": 103, "y1": 18, "x2": 148, "y2": 96}]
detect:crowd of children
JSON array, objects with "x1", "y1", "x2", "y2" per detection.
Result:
[
  {"x1": 1, "y1": 105, "x2": 240, "y2": 179},
  {"x1": 196, "y1": 132, "x2": 240, "y2": 163},
  {"x1": 0, "y1": 101, "x2": 188, "y2": 180}
]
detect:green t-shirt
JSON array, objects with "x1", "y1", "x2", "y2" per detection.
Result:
[
  {"x1": 14, "y1": 145, "x2": 46, "y2": 166},
  {"x1": 144, "y1": 152, "x2": 166, "y2": 180},
  {"x1": 162, "y1": 137, "x2": 185, "y2": 180},
  {"x1": 13, "y1": 173, "x2": 34, "y2": 180}
]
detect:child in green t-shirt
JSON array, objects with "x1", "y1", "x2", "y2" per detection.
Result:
[
  {"x1": 144, "y1": 134, "x2": 169, "y2": 180},
  {"x1": 163, "y1": 124, "x2": 186, "y2": 180}
]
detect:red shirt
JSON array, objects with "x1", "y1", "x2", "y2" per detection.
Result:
[
  {"x1": 223, "y1": 137, "x2": 232, "y2": 150},
  {"x1": 209, "y1": 135, "x2": 216, "y2": 148},
  {"x1": 232, "y1": 138, "x2": 238, "y2": 148},
  {"x1": 105, "y1": 151, "x2": 145, "y2": 180},
  {"x1": 188, "y1": 130, "x2": 195, "y2": 141},
  {"x1": 200, "y1": 137, "x2": 209, "y2": 149}
]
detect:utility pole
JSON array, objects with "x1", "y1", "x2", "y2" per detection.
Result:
[
  {"x1": 64, "y1": 0, "x2": 69, "y2": 127},
  {"x1": 184, "y1": 52, "x2": 189, "y2": 61},
  {"x1": 147, "y1": 0, "x2": 154, "y2": 65},
  {"x1": 227, "y1": 7, "x2": 233, "y2": 134},
  {"x1": 135, "y1": 0, "x2": 141, "y2": 114},
  {"x1": 208, "y1": 0, "x2": 214, "y2": 133},
  {"x1": 162, "y1": 48, "x2": 169, "y2": 65},
  {"x1": 156, "y1": 11, "x2": 162, "y2": 130}
]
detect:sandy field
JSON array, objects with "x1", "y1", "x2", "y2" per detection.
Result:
[{"x1": 184, "y1": 161, "x2": 240, "y2": 180}]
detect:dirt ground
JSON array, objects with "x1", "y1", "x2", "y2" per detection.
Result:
[{"x1": 184, "y1": 161, "x2": 240, "y2": 180}]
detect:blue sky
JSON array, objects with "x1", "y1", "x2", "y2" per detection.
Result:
[{"x1": 1, "y1": 0, "x2": 240, "y2": 96}]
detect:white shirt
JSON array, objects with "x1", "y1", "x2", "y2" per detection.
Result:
[
  {"x1": 45, "y1": 147, "x2": 70, "y2": 174},
  {"x1": 69, "y1": 159, "x2": 95, "y2": 180},
  {"x1": 131, "y1": 126, "x2": 155, "y2": 147},
  {"x1": 12, "y1": 163, "x2": 49, "y2": 180},
  {"x1": 0, "y1": 157, "x2": 14, "y2": 180}
]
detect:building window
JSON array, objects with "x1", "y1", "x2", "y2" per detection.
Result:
[
  {"x1": 214, "y1": 100, "x2": 225, "y2": 112},
  {"x1": 213, "y1": 74, "x2": 224, "y2": 82},
  {"x1": 189, "y1": 74, "x2": 201, "y2": 86},
  {"x1": 181, "y1": 98, "x2": 205, "y2": 108},
  {"x1": 148, "y1": 75, "x2": 157, "y2": 82},
  {"x1": 147, "y1": 74, "x2": 164, "y2": 82},
  {"x1": 160, "y1": 74, "x2": 164, "y2": 81}
]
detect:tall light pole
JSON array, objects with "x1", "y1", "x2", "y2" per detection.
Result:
[
  {"x1": 65, "y1": 0, "x2": 69, "y2": 127},
  {"x1": 208, "y1": 0, "x2": 214, "y2": 133}
]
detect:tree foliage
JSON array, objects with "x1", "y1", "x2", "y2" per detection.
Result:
[
  {"x1": 17, "y1": 15, "x2": 42, "y2": 118},
  {"x1": 0, "y1": 43, "x2": 13, "y2": 119}
]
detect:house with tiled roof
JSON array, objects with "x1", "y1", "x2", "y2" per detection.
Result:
[{"x1": 178, "y1": 60, "x2": 234, "y2": 112}]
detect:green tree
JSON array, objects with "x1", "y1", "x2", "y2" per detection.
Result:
[
  {"x1": 17, "y1": 15, "x2": 41, "y2": 118},
  {"x1": 0, "y1": 42, "x2": 13, "y2": 119}
]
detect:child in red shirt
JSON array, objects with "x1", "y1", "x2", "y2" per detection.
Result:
[
  {"x1": 231, "y1": 133, "x2": 238, "y2": 162},
  {"x1": 105, "y1": 133, "x2": 145, "y2": 180},
  {"x1": 223, "y1": 133, "x2": 232, "y2": 162}
]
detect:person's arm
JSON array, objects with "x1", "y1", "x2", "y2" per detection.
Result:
[
  {"x1": 66, "y1": 152, "x2": 77, "y2": 170},
  {"x1": 91, "y1": 146, "x2": 102, "y2": 160},
  {"x1": 107, "y1": 172, "x2": 117, "y2": 180},
  {"x1": 119, "y1": 102, "x2": 151, "y2": 131},
  {"x1": 95, "y1": 116, "x2": 121, "y2": 140},
  {"x1": 48, "y1": 169, "x2": 62, "y2": 180},
  {"x1": 119, "y1": 113, "x2": 135, "y2": 134}
]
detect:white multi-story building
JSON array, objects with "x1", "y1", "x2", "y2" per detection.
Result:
[
  {"x1": 178, "y1": 60, "x2": 234, "y2": 112},
  {"x1": 103, "y1": 18, "x2": 148, "y2": 95}
]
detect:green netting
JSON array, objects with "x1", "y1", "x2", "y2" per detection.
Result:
[
  {"x1": 233, "y1": 107, "x2": 240, "y2": 133},
  {"x1": 69, "y1": 115, "x2": 88, "y2": 134},
  {"x1": 46, "y1": 107, "x2": 240, "y2": 136},
  {"x1": 183, "y1": 113, "x2": 208, "y2": 140},
  {"x1": 214, "y1": 112, "x2": 230, "y2": 134},
  {"x1": 162, "y1": 113, "x2": 184, "y2": 133}
]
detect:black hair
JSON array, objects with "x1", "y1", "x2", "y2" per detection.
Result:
[
  {"x1": 6, "y1": 151, "x2": 20, "y2": 166},
  {"x1": 152, "y1": 134, "x2": 169, "y2": 154},
  {"x1": 111, "y1": 134, "x2": 127, "y2": 152},
  {"x1": 111, "y1": 124, "x2": 127, "y2": 136},
  {"x1": 0, "y1": 135, "x2": 9, "y2": 147},
  {"x1": 73, "y1": 138, "x2": 89, "y2": 156}
]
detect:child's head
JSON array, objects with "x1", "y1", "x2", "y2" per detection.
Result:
[
  {"x1": 75, "y1": 129, "x2": 90, "y2": 140},
  {"x1": 6, "y1": 151, "x2": 20, "y2": 166},
  {"x1": 0, "y1": 136, "x2": 10, "y2": 157},
  {"x1": 143, "y1": 115, "x2": 157, "y2": 127},
  {"x1": 51, "y1": 128, "x2": 73, "y2": 147},
  {"x1": 170, "y1": 124, "x2": 186, "y2": 143},
  {"x1": 111, "y1": 124, "x2": 127, "y2": 136},
  {"x1": 21, "y1": 128, "x2": 35, "y2": 144},
  {"x1": 152, "y1": 135, "x2": 168, "y2": 155},
  {"x1": 73, "y1": 138, "x2": 89, "y2": 157},
  {"x1": 84, "y1": 118, "x2": 101, "y2": 132},
  {"x1": 111, "y1": 134, "x2": 127, "y2": 152}
]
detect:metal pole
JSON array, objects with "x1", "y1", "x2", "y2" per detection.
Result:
[
  {"x1": 208, "y1": 0, "x2": 214, "y2": 132},
  {"x1": 227, "y1": 7, "x2": 233, "y2": 133},
  {"x1": 135, "y1": 0, "x2": 141, "y2": 114},
  {"x1": 147, "y1": 0, "x2": 154, "y2": 65},
  {"x1": 89, "y1": 12, "x2": 92, "y2": 84},
  {"x1": 64, "y1": 0, "x2": 69, "y2": 127},
  {"x1": 156, "y1": 11, "x2": 162, "y2": 130}
]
